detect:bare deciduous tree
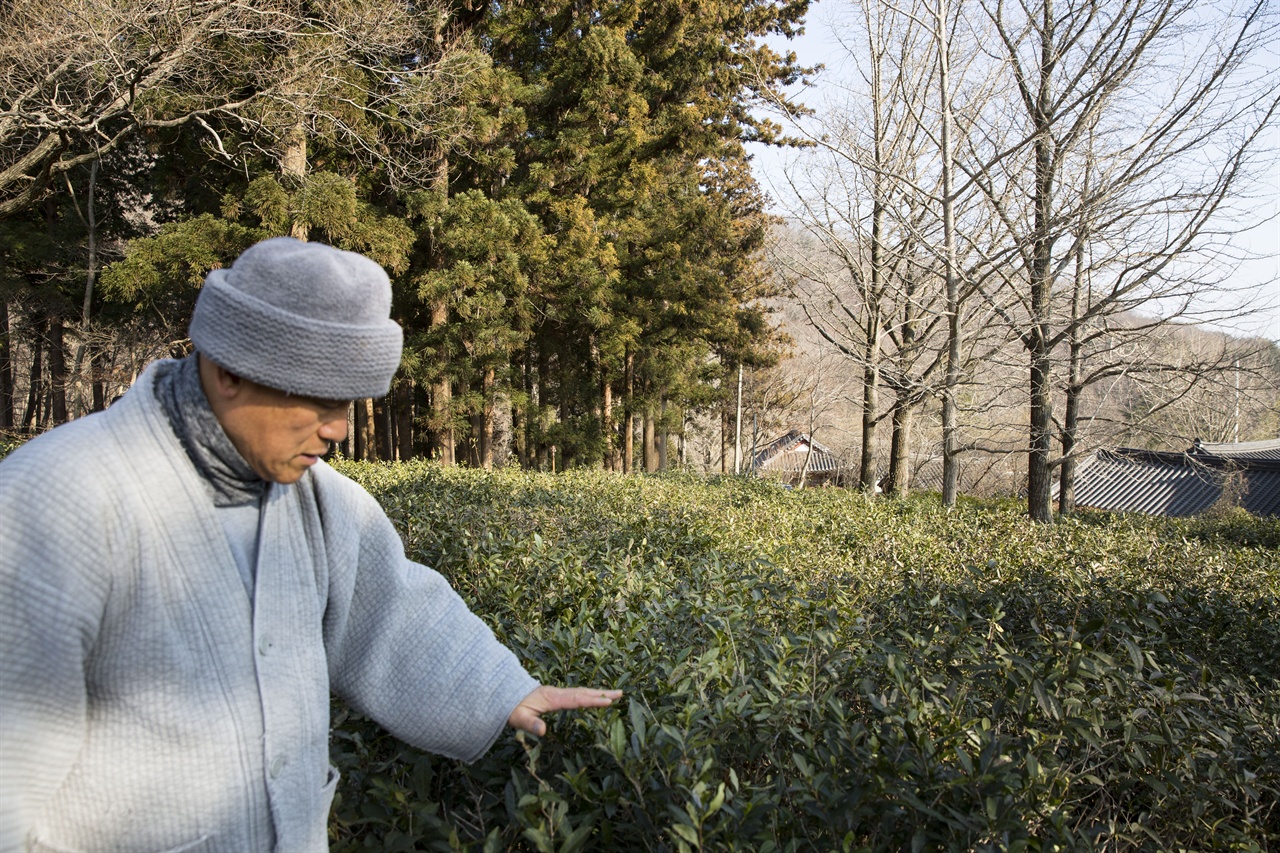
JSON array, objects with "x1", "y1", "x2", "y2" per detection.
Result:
[
  {"x1": 766, "y1": 0, "x2": 1017, "y2": 498},
  {"x1": 766, "y1": 0, "x2": 940, "y2": 493},
  {"x1": 0, "y1": 0, "x2": 477, "y2": 219},
  {"x1": 964, "y1": 0, "x2": 1280, "y2": 521}
]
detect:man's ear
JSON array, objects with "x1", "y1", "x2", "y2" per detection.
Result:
[{"x1": 197, "y1": 353, "x2": 246, "y2": 403}]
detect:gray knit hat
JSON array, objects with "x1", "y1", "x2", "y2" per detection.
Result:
[{"x1": 189, "y1": 237, "x2": 403, "y2": 399}]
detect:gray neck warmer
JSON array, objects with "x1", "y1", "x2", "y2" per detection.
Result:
[{"x1": 154, "y1": 355, "x2": 267, "y2": 507}]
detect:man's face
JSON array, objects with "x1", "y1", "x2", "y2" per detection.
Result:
[{"x1": 215, "y1": 378, "x2": 351, "y2": 484}]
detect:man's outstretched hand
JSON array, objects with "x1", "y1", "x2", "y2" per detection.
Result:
[{"x1": 508, "y1": 686, "x2": 623, "y2": 737}]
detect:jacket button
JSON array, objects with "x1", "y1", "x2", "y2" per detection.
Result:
[
  {"x1": 258, "y1": 636, "x2": 271, "y2": 655},
  {"x1": 270, "y1": 756, "x2": 286, "y2": 778}
]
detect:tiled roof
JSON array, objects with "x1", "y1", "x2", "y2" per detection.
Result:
[
  {"x1": 1192, "y1": 438, "x2": 1280, "y2": 462},
  {"x1": 753, "y1": 430, "x2": 846, "y2": 474},
  {"x1": 1071, "y1": 443, "x2": 1280, "y2": 518}
]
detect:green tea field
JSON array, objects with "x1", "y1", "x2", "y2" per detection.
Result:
[{"x1": 329, "y1": 462, "x2": 1280, "y2": 852}]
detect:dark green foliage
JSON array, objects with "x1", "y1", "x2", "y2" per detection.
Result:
[
  {"x1": 6, "y1": 0, "x2": 809, "y2": 460},
  {"x1": 97, "y1": 214, "x2": 262, "y2": 322},
  {"x1": 455, "y1": 0, "x2": 810, "y2": 465},
  {"x1": 329, "y1": 464, "x2": 1280, "y2": 851}
]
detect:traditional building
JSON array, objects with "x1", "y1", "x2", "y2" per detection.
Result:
[
  {"x1": 1069, "y1": 439, "x2": 1280, "y2": 517},
  {"x1": 751, "y1": 430, "x2": 848, "y2": 487}
]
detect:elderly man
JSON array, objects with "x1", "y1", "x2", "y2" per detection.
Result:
[{"x1": 0, "y1": 238, "x2": 619, "y2": 853}]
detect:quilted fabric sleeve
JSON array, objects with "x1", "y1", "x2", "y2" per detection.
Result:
[{"x1": 313, "y1": 465, "x2": 539, "y2": 763}]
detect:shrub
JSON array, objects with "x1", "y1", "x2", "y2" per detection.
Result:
[{"x1": 330, "y1": 463, "x2": 1280, "y2": 852}]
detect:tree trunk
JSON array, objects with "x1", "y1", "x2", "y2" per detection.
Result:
[
  {"x1": 657, "y1": 398, "x2": 669, "y2": 470},
  {"x1": 48, "y1": 317, "x2": 68, "y2": 425},
  {"x1": 858, "y1": 358, "x2": 879, "y2": 493},
  {"x1": 734, "y1": 363, "x2": 744, "y2": 474},
  {"x1": 623, "y1": 349, "x2": 634, "y2": 473},
  {"x1": 429, "y1": 300, "x2": 455, "y2": 465},
  {"x1": 1059, "y1": 223, "x2": 1088, "y2": 514},
  {"x1": 1028, "y1": 350, "x2": 1055, "y2": 522},
  {"x1": 396, "y1": 380, "x2": 416, "y2": 460},
  {"x1": 643, "y1": 413, "x2": 657, "y2": 472},
  {"x1": 351, "y1": 401, "x2": 365, "y2": 460},
  {"x1": 480, "y1": 367, "x2": 495, "y2": 468},
  {"x1": 387, "y1": 389, "x2": 399, "y2": 461},
  {"x1": 424, "y1": 138, "x2": 453, "y2": 465},
  {"x1": 0, "y1": 302, "x2": 13, "y2": 430},
  {"x1": 720, "y1": 409, "x2": 729, "y2": 474},
  {"x1": 21, "y1": 316, "x2": 45, "y2": 433},
  {"x1": 360, "y1": 398, "x2": 377, "y2": 461},
  {"x1": 71, "y1": 156, "x2": 99, "y2": 418},
  {"x1": 342, "y1": 403, "x2": 355, "y2": 458},
  {"x1": 1025, "y1": 1, "x2": 1058, "y2": 524},
  {"x1": 885, "y1": 398, "x2": 913, "y2": 497},
  {"x1": 90, "y1": 346, "x2": 106, "y2": 412},
  {"x1": 283, "y1": 118, "x2": 309, "y2": 239},
  {"x1": 466, "y1": 411, "x2": 481, "y2": 466},
  {"x1": 535, "y1": 346, "x2": 551, "y2": 470},
  {"x1": 936, "y1": 0, "x2": 962, "y2": 507},
  {"x1": 602, "y1": 373, "x2": 618, "y2": 471},
  {"x1": 1059, "y1": 386, "x2": 1079, "y2": 514},
  {"x1": 373, "y1": 395, "x2": 392, "y2": 461},
  {"x1": 515, "y1": 350, "x2": 531, "y2": 468}
]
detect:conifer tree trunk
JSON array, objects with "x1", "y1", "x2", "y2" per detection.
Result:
[
  {"x1": 396, "y1": 380, "x2": 415, "y2": 460},
  {"x1": 21, "y1": 317, "x2": 45, "y2": 433},
  {"x1": 734, "y1": 364, "x2": 744, "y2": 475},
  {"x1": 658, "y1": 400, "x2": 669, "y2": 470},
  {"x1": 721, "y1": 409, "x2": 729, "y2": 474},
  {"x1": 602, "y1": 373, "x2": 617, "y2": 471},
  {"x1": 536, "y1": 346, "x2": 552, "y2": 470},
  {"x1": 358, "y1": 398, "x2": 376, "y2": 460},
  {"x1": 0, "y1": 302, "x2": 13, "y2": 430},
  {"x1": 623, "y1": 350, "x2": 634, "y2": 473},
  {"x1": 91, "y1": 359, "x2": 105, "y2": 412},
  {"x1": 515, "y1": 351, "x2": 531, "y2": 468},
  {"x1": 429, "y1": 301, "x2": 455, "y2": 465},
  {"x1": 341, "y1": 404, "x2": 354, "y2": 458},
  {"x1": 643, "y1": 414, "x2": 657, "y2": 473},
  {"x1": 425, "y1": 142, "x2": 455, "y2": 466},
  {"x1": 373, "y1": 396, "x2": 392, "y2": 461},
  {"x1": 480, "y1": 367, "x2": 495, "y2": 468},
  {"x1": 283, "y1": 118, "x2": 309, "y2": 240},
  {"x1": 48, "y1": 318, "x2": 67, "y2": 425},
  {"x1": 351, "y1": 402, "x2": 364, "y2": 460}
]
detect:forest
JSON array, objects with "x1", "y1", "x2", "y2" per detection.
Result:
[
  {"x1": 0, "y1": 0, "x2": 811, "y2": 470},
  {"x1": 1, "y1": 0, "x2": 1277, "y2": 522}
]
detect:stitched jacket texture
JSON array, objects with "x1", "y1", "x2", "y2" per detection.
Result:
[{"x1": 0, "y1": 361, "x2": 539, "y2": 853}]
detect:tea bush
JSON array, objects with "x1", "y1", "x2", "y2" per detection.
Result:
[
  {"x1": 0, "y1": 435, "x2": 22, "y2": 462},
  {"x1": 329, "y1": 462, "x2": 1280, "y2": 852}
]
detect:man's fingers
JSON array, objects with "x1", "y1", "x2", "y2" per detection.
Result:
[
  {"x1": 508, "y1": 686, "x2": 623, "y2": 736},
  {"x1": 553, "y1": 687, "x2": 623, "y2": 710},
  {"x1": 508, "y1": 704, "x2": 547, "y2": 736}
]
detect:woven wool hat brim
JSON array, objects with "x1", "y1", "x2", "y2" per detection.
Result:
[{"x1": 189, "y1": 238, "x2": 404, "y2": 400}]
